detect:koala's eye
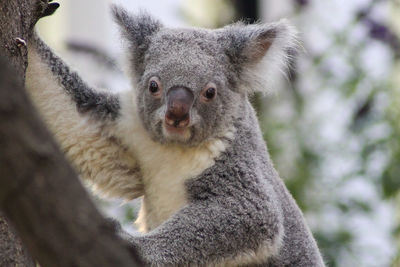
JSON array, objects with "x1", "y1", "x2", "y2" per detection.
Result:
[
  {"x1": 148, "y1": 77, "x2": 162, "y2": 97},
  {"x1": 205, "y1": 88, "x2": 216, "y2": 99},
  {"x1": 149, "y1": 81, "x2": 159, "y2": 93},
  {"x1": 201, "y1": 83, "x2": 217, "y2": 102}
]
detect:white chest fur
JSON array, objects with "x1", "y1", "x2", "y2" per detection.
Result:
[
  {"x1": 136, "y1": 138, "x2": 227, "y2": 232},
  {"x1": 118, "y1": 91, "x2": 232, "y2": 232}
]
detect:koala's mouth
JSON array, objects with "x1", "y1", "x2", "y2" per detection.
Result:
[{"x1": 162, "y1": 121, "x2": 192, "y2": 142}]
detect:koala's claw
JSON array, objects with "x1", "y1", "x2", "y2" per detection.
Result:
[
  {"x1": 40, "y1": 2, "x2": 60, "y2": 18},
  {"x1": 31, "y1": 1, "x2": 60, "y2": 36},
  {"x1": 15, "y1": 38, "x2": 27, "y2": 47}
]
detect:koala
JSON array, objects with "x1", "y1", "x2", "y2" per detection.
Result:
[{"x1": 25, "y1": 3, "x2": 325, "y2": 267}]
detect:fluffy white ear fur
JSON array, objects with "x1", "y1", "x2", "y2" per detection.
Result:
[{"x1": 230, "y1": 20, "x2": 299, "y2": 95}]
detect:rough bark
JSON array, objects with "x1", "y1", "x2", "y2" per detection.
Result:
[
  {"x1": 0, "y1": 0, "x2": 43, "y2": 76},
  {"x1": 0, "y1": 1, "x2": 41, "y2": 266},
  {"x1": 0, "y1": 1, "x2": 142, "y2": 266},
  {"x1": 0, "y1": 212, "x2": 35, "y2": 267}
]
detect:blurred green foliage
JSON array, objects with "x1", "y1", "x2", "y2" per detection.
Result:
[
  {"x1": 233, "y1": 0, "x2": 400, "y2": 266},
  {"x1": 260, "y1": 1, "x2": 399, "y2": 266}
]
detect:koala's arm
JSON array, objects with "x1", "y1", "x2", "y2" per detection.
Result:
[
  {"x1": 25, "y1": 33, "x2": 143, "y2": 200},
  {"x1": 127, "y1": 198, "x2": 283, "y2": 266}
]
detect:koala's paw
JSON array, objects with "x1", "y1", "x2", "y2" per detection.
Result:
[
  {"x1": 30, "y1": 0, "x2": 59, "y2": 34},
  {"x1": 33, "y1": 0, "x2": 60, "y2": 28},
  {"x1": 39, "y1": 0, "x2": 60, "y2": 19}
]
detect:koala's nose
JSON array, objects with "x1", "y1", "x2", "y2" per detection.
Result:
[{"x1": 165, "y1": 87, "x2": 194, "y2": 128}]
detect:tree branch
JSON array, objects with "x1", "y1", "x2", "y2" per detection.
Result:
[{"x1": 0, "y1": 1, "x2": 142, "y2": 266}]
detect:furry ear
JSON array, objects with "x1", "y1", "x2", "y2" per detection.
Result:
[
  {"x1": 223, "y1": 20, "x2": 298, "y2": 94},
  {"x1": 111, "y1": 5, "x2": 162, "y2": 80}
]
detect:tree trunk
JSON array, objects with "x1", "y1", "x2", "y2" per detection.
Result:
[
  {"x1": 0, "y1": 1, "x2": 142, "y2": 266},
  {"x1": 0, "y1": 1, "x2": 41, "y2": 266},
  {"x1": 0, "y1": 212, "x2": 35, "y2": 267}
]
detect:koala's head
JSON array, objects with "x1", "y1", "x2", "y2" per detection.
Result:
[{"x1": 112, "y1": 6, "x2": 297, "y2": 146}]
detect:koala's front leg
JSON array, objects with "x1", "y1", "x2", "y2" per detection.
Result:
[
  {"x1": 127, "y1": 200, "x2": 283, "y2": 266},
  {"x1": 25, "y1": 8, "x2": 143, "y2": 200}
]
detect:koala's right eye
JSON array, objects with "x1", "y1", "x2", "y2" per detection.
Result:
[{"x1": 148, "y1": 77, "x2": 162, "y2": 98}]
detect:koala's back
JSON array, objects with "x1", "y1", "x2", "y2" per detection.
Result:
[{"x1": 185, "y1": 101, "x2": 324, "y2": 266}]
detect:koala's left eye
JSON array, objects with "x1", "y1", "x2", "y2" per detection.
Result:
[
  {"x1": 201, "y1": 83, "x2": 217, "y2": 102},
  {"x1": 149, "y1": 81, "x2": 159, "y2": 93}
]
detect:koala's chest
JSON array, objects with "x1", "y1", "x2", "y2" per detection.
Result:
[
  {"x1": 133, "y1": 139, "x2": 225, "y2": 232},
  {"x1": 137, "y1": 160, "x2": 196, "y2": 232}
]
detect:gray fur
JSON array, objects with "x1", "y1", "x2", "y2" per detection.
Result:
[
  {"x1": 28, "y1": 4, "x2": 325, "y2": 266},
  {"x1": 31, "y1": 33, "x2": 120, "y2": 120},
  {"x1": 27, "y1": 33, "x2": 144, "y2": 200},
  {"x1": 112, "y1": 7, "x2": 163, "y2": 83},
  {"x1": 127, "y1": 102, "x2": 323, "y2": 266},
  {"x1": 137, "y1": 27, "x2": 241, "y2": 146},
  {"x1": 113, "y1": 6, "x2": 323, "y2": 266}
]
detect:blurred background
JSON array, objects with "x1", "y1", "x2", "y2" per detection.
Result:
[{"x1": 36, "y1": 0, "x2": 400, "y2": 266}]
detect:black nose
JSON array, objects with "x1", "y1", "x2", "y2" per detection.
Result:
[{"x1": 165, "y1": 87, "x2": 194, "y2": 128}]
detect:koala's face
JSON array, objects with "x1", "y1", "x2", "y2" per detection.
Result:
[
  {"x1": 136, "y1": 29, "x2": 241, "y2": 145},
  {"x1": 113, "y1": 6, "x2": 296, "y2": 146}
]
